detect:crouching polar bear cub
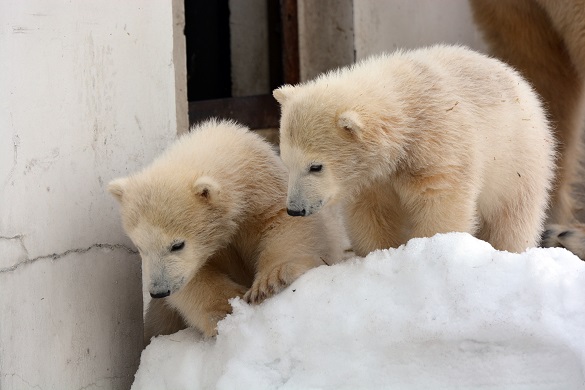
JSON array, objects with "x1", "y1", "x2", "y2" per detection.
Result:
[
  {"x1": 274, "y1": 45, "x2": 555, "y2": 256},
  {"x1": 109, "y1": 120, "x2": 342, "y2": 340}
]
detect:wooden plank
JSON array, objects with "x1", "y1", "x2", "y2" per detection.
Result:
[
  {"x1": 281, "y1": 0, "x2": 300, "y2": 85},
  {"x1": 188, "y1": 94, "x2": 280, "y2": 130}
]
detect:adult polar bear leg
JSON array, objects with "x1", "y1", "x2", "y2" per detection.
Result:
[
  {"x1": 469, "y1": 0, "x2": 583, "y2": 226},
  {"x1": 535, "y1": 0, "x2": 585, "y2": 77},
  {"x1": 470, "y1": 0, "x2": 585, "y2": 259}
]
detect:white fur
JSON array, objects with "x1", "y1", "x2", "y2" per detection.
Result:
[
  {"x1": 275, "y1": 45, "x2": 556, "y2": 256},
  {"x1": 109, "y1": 119, "x2": 343, "y2": 341},
  {"x1": 470, "y1": 0, "x2": 585, "y2": 260}
]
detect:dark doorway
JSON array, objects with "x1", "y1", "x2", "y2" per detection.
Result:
[
  {"x1": 185, "y1": 0, "x2": 299, "y2": 130},
  {"x1": 184, "y1": 1, "x2": 231, "y2": 101}
]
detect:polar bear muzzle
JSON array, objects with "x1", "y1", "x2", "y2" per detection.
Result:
[
  {"x1": 150, "y1": 290, "x2": 171, "y2": 299},
  {"x1": 287, "y1": 208, "x2": 307, "y2": 217}
]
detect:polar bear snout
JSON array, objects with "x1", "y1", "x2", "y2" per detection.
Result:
[
  {"x1": 286, "y1": 169, "x2": 330, "y2": 218},
  {"x1": 149, "y1": 282, "x2": 172, "y2": 298},
  {"x1": 286, "y1": 188, "x2": 323, "y2": 217},
  {"x1": 286, "y1": 194, "x2": 310, "y2": 217},
  {"x1": 287, "y1": 199, "x2": 323, "y2": 217},
  {"x1": 150, "y1": 290, "x2": 171, "y2": 299},
  {"x1": 287, "y1": 207, "x2": 306, "y2": 217},
  {"x1": 149, "y1": 277, "x2": 176, "y2": 298}
]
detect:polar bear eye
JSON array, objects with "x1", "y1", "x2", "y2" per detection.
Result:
[
  {"x1": 309, "y1": 164, "x2": 323, "y2": 173},
  {"x1": 170, "y1": 241, "x2": 185, "y2": 252}
]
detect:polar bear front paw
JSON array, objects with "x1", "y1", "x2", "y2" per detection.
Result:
[
  {"x1": 199, "y1": 284, "x2": 248, "y2": 338},
  {"x1": 244, "y1": 263, "x2": 309, "y2": 304}
]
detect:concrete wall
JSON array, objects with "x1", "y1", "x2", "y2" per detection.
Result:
[
  {"x1": 298, "y1": 0, "x2": 355, "y2": 81},
  {"x1": 353, "y1": 0, "x2": 486, "y2": 59},
  {"x1": 230, "y1": 1, "x2": 483, "y2": 91},
  {"x1": 297, "y1": 0, "x2": 486, "y2": 80},
  {"x1": 0, "y1": 1, "x2": 186, "y2": 388}
]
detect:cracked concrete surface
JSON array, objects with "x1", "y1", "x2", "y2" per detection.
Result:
[
  {"x1": 4, "y1": 366, "x2": 134, "y2": 390},
  {"x1": 4, "y1": 113, "x2": 20, "y2": 187},
  {"x1": 0, "y1": 234, "x2": 137, "y2": 273},
  {"x1": 2, "y1": 373, "x2": 43, "y2": 390},
  {"x1": 0, "y1": 0, "x2": 180, "y2": 390},
  {"x1": 0, "y1": 245, "x2": 144, "y2": 390},
  {"x1": 1, "y1": 1, "x2": 181, "y2": 387}
]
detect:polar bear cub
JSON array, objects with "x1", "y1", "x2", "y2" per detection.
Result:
[
  {"x1": 274, "y1": 45, "x2": 555, "y2": 256},
  {"x1": 109, "y1": 119, "x2": 342, "y2": 339}
]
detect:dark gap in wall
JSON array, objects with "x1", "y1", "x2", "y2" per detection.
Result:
[
  {"x1": 185, "y1": 0, "x2": 297, "y2": 130},
  {"x1": 267, "y1": 0, "x2": 284, "y2": 90},
  {"x1": 184, "y1": 0, "x2": 232, "y2": 101}
]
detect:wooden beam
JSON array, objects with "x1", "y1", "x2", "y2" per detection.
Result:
[{"x1": 281, "y1": 0, "x2": 300, "y2": 85}]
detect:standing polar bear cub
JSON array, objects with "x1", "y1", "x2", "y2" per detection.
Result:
[
  {"x1": 109, "y1": 120, "x2": 342, "y2": 340},
  {"x1": 275, "y1": 45, "x2": 555, "y2": 256}
]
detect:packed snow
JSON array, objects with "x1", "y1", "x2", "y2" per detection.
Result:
[{"x1": 132, "y1": 233, "x2": 585, "y2": 390}]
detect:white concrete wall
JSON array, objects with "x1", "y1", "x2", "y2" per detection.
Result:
[
  {"x1": 353, "y1": 0, "x2": 486, "y2": 59},
  {"x1": 298, "y1": 0, "x2": 355, "y2": 81},
  {"x1": 0, "y1": 1, "x2": 185, "y2": 389}
]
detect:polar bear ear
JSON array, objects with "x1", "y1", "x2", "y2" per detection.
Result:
[
  {"x1": 108, "y1": 178, "x2": 128, "y2": 202},
  {"x1": 193, "y1": 176, "x2": 220, "y2": 203},
  {"x1": 273, "y1": 84, "x2": 296, "y2": 105},
  {"x1": 337, "y1": 110, "x2": 363, "y2": 134}
]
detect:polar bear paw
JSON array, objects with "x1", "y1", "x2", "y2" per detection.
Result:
[{"x1": 244, "y1": 262, "x2": 308, "y2": 304}]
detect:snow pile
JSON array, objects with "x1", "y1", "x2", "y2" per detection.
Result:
[{"x1": 132, "y1": 233, "x2": 585, "y2": 390}]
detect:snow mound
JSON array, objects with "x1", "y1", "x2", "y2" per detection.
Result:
[{"x1": 132, "y1": 233, "x2": 585, "y2": 390}]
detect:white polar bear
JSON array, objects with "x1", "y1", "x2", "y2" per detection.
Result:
[
  {"x1": 109, "y1": 119, "x2": 343, "y2": 340},
  {"x1": 274, "y1": 45, "x2": 556, "y2": 256}
]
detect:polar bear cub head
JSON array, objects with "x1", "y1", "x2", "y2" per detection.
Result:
[
  {"x1": 108, "y1": 120, "x2": 257, "y2": 299},
  {"x1": 274, "y1": 81, "x2": 400, "y2": 217},
  {"x1": 108, "y1": 174, "x2": 230, "y2": 298}
]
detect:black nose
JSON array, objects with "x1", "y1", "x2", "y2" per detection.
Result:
[
  {"x1": 287, "y1": 208, "x2": 306, "y2": 217},
  {"x1": 150, "y1": 290, "x2": 171, "y2": 299}
]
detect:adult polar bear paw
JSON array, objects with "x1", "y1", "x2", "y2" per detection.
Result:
[{"x1": 542, "y1": 224, "x2": 585, "y2": 260}]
